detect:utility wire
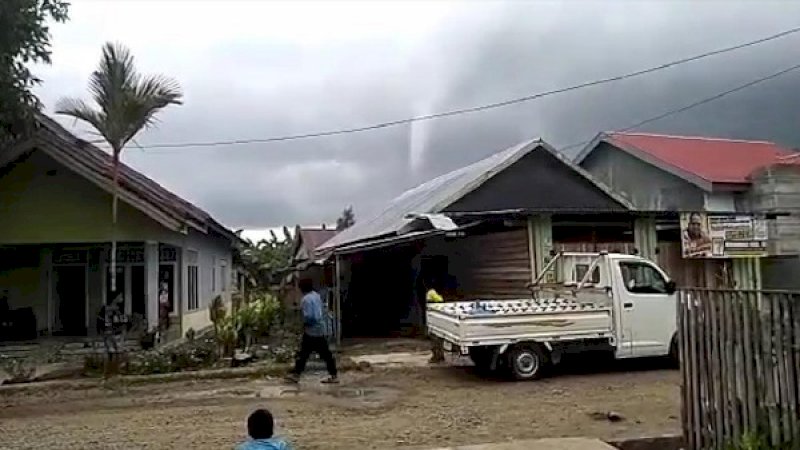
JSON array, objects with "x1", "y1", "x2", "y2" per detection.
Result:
[
  {"x1": 558, "y1": 62, "x2": 800, "y2": 153},
  {"x1": 128, "y1": 26, "x2": 800, "y2": 150}
]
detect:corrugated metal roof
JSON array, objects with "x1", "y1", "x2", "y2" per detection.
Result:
[
  {"x1": 319, "y1": 139, "x2": 633, "y2": 251},
  {"x1": 319, "y1": 139, "x2": 536, "y2": 251}
]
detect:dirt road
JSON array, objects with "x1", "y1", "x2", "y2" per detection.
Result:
[{"x1": 0, "y1": 361, "x2": 680, "y2": 450}]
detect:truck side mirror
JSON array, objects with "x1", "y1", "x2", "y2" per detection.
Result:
[{"x1": 665, "y1": 280, "x2": 677, "y2": 295}]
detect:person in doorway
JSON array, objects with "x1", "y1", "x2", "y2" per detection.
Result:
[
  {"x1": 285, "y1": 278, "x2": 338, "y2": 384},
  {"x1": 425, "y1": 278, "x2": 446, "y2": 364},
  {"x1": 236, "y1": 408, "x2": 293, "y2": 450},
  {"x1": 157, "y1": 282, "x2": 170, "y2": 343}
]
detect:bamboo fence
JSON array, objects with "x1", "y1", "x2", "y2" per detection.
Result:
[{"x1": 678, "y1": 288, "x2": 800, "y2": 449}]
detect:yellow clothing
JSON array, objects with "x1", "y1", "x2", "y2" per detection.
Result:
[{"x1": 426, "y1": 289, "x2": 444, "y2": 303}]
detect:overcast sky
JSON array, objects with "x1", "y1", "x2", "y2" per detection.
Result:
[{"x1": 34, "y1": 0, "x2": 800, "y2": 237}]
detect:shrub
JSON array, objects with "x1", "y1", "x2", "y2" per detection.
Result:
[
  {"x1": 124, "y1": 337, "x2": 218, "y2": 375},
  {"x1": 213, "y1": 314, "x2": 239, "y2": 358},
  {"x1": 236, "y1": 291, "x2": 280, "y2": 349}
]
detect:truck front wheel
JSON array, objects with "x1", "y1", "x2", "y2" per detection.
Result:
[{"x1": 507, "y1": 344, "x2": 549, "y2": 381}]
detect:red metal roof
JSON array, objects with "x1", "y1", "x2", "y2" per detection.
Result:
[{"x1": 606, "y1": 132, "x2": 796, "y2": 184}]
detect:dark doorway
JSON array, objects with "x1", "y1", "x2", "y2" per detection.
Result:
[
  {"x1": 131, "y1": 266, "x2": 145, "y2": 316},
  {"x1": 53, "y1": 266, "x2": 87, "y2": 336}
]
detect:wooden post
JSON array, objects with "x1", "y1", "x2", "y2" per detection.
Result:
[
  {"x1": 334, "y1": 254, "x2": 342, "y2": 346},
  {"x1": 529, "y1": 215, "x2": 553, "y2": 283},
  {"x1": 784, "y1": 293, "x2": 799, "y2": 442},
  {"x1": 41, "y1": 247, "x2": 53, "y2": 336},
  {"x1": 633, "y1": 215, "x2": 657, "y2": 261},
  {"x1": 526, "y1": 218, "x2": 537, "y2": 283}
]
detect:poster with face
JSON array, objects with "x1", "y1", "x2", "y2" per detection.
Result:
[
  {"x1": 681, "y1": 212, "x2": 713, "y2": 258},
  {"x1": 681, "y1": 213, "x2": 768, "y2": 258}
]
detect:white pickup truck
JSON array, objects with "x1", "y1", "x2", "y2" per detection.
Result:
[{"x1": 426, "y1": 252, "x2": 678, "y2": 380}]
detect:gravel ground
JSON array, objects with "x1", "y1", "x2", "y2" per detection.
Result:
[{"x1": 0, "y1": 359, "x2": 680, "y2": 450}]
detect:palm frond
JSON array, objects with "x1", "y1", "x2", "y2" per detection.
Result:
[
  {"x1": 120, "y1": 74, "x2": 183, "y2": 146},
  {"x1": 55, "y1": 42, "x2": 183, "y2": 153},
  {"x1": 54, "y1": 98, "x2": 106, "y2": 141}
]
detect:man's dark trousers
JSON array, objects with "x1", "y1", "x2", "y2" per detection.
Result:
[{"x1": 291, "y1": 333, "x2": 337, "y2": 376}]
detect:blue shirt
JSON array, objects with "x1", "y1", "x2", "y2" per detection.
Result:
[
  {"x1": 236, "y1": 437, "x2": 292, "y2": 450},
  {"x1": 301, "y1": 291, "x2": 326, "y2": 337}
]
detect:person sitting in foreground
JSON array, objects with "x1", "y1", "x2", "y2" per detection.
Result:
[{"x1": 236, "y1": 408, "x2": 293, "y2": 450}]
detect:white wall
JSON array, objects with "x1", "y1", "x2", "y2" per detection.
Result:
[
  {"x1": 180, "y1": 229, "x2": 233, "y2": 333},
  {"x1": 704, "y1": 192, "x2": 736, "y2": 212}
]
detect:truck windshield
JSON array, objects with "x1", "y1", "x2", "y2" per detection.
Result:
[{"x1": 619, "y1": 262, "x2": 668, "y2": 294}]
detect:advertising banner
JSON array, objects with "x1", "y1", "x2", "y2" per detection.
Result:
[{"x1": 680, "y1": 212, "x2": 767, "y2": 258}]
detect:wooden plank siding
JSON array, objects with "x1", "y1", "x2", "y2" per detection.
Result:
[{"x1": 457, "y1": 228, "x2": 533, "y2": 299}]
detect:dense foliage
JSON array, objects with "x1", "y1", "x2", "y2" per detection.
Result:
[
  {"x1": 336, "y1": 206, "x2": 355, "y2": 231},
  {"x1": 0, "y1": 0, "x2": 69, "y2": 145},
  {"x1": 234, "y1": 227, "x2": 295, "y2": 288}
]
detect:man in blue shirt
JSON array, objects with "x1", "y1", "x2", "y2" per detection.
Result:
[{"x1": 285, "y1": 278, "x2": 338, "y2": 384}]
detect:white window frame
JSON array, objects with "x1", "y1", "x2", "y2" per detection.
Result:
[
  {"x1": 211, "y1": 255, "x2": 217, "y2": 293},
  {"x1": 220, "y1": 259, "x2": 227, "y2": 292},
  {"x1": 186, "y1": 249, "x2": 200, "y2": 311}
]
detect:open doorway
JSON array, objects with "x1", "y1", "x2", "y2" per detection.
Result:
[{"x1": 52, "y1": 265, "x2": 87, "y2": 336}]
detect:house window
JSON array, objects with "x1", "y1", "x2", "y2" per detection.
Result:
[
  {"x1": 188, "y1": 265, "x2": 199, "y2": 310},
  {"x1": 211, "y1": 256, "x2": 217, "y2": 293},
  {"x1": 187, "y1": 250, "x2": 199, "y2": 311},
  {"x1": 220, "y1": 259, "x2": 227, "y2": 292}
]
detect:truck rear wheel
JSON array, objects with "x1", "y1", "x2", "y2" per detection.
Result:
[{"x1": 507, "y1": 344, "x2": 549, "y2": 381}]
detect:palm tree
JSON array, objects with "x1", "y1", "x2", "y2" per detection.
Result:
[{"x1": 56, "y1": 42, "x2": 182, "y2": 293}]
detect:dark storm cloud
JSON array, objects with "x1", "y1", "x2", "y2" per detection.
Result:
[{"x1": 44, "y1": 1, "x2": 800, "y2": 229}]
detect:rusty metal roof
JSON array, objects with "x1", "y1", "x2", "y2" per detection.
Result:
[{"x1": 5, "y1": 114, "x2": 237, "y2": 242}]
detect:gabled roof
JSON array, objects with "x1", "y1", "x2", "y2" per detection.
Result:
[
  {"x1": 1, "y1": 114, "x2": 237, "y2": 243},
  {"x1": 298, "y1": 227, "x2": 337, "y2": 251},
  {"x1": 575, "y1": 132, "x2": 797, "y2": 190},
  {"x1": 319, "y1": 139, "x2": 633, "y2": 252},
  {"x1": 293, "y1": 226, "x2": 337, "y2": 260}
]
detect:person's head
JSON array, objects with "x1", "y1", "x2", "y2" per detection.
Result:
[
  {"x1": 298, "y1": 278, "x2": 314, "y2": 294},
  {"x1": 247, "y1": 408, "x2": 274, "y2": 440},
  {"x1": 687, "y1": 212, "x2": 704, "y2": 239}
]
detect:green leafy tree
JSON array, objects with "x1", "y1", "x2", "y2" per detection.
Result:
[
  {"x1": 336, "y1": 206, "x2": 355, "y2": 231},
  {"x1": 0, "y1": 0, "x2": 69, "y2": 145},
  {"x1": 234, "y1": 229, "x2": 295, "y2": 289},
  {"x1": 56, "y1": 42, "x2": 182, "y2": 291}
]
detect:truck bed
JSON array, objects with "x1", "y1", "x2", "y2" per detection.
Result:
[{"x1": 427, "y1": 298, "x2": 614, "y2": 347}]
